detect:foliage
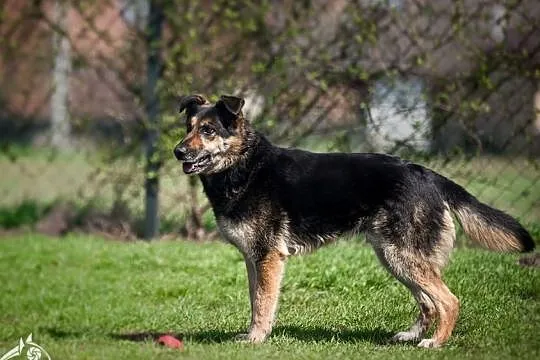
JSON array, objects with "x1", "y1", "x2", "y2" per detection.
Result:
[
  {"x1": 0, "y1": 0, "x2": 538, "y2": 238},
  {"x1": 0, "y1": 201, "x2": 51, "y2": 229}
]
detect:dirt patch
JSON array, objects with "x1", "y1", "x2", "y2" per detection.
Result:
[
  {"x1": 32, "y1": 202, "x2": 137, "y2": 241},
  {"x1": 36, "y1": 204, "x2": 75, "y2": 236},
  {"x1": 78, "y1": 210, "x2": 136, "y2": 241}
]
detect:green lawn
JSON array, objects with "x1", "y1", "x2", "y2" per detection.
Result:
[{"x1": 0, "y1": 235, "x2": 538, "y2": 359}]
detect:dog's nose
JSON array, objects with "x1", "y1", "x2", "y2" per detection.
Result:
[{"x1": 174, "y1": 145, "x2": 187, "y2": 160}]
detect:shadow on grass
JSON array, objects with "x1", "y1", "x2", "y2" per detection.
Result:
[
  {"x1": 273, "y1": 325, "x2": 393, "y2": 344},
  {"x1": 107, "y1": 326, "x2": 393, "y2": 345},
  {"x1": 110, "y1": 329, "x2": 236, "y2": 344},
  {"x1": 43, "y1": 327, "x2": 236, "y2": 344},
  {"x1": 43, "y1": 325, "x2": 394, "y2": 345}
]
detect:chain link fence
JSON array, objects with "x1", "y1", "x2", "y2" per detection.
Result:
[{"x1": 1, "y1": 0, "x2": 538, "y2": 240}]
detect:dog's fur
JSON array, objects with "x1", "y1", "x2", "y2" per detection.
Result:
[{"x1": 173, "y1": 94, "x2": 535, "y2": 348}]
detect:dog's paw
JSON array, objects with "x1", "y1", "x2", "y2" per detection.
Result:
[
  {"x1": 391, "y1": 331, "x2": 420, "y2": 342},
  {"x1": 417, "y1": 338, "x2": 440, "y2": 349},
  {"x1": 234, "y1": 330, "x2": 268, "y2": 344}
]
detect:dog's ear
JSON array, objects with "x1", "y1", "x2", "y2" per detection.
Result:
[
  {"x1": 178, "y1": 94, "x2": 208, "y2": 114},
  {"x1": 216, "y1": 95, "x2": 245, "y2": 117}
]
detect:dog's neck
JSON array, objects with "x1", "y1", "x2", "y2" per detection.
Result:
[{"x1": 200, "y1": 130, "x2": 270, "y2": 214}]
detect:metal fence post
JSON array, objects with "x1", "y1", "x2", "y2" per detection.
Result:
[{"x1": 144, "y1": 0, "x2": 164, "y2": 240}]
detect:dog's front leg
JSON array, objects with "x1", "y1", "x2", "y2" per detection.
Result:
[
  {"x1": 244, "y1": 256, "x2": 257, "y2": 332},
  {"x1": 240, "y1": 249, "x2": 286, "y2": 343}
]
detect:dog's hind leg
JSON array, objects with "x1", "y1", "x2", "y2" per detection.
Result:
[
  {"x1": 415, "y1": 206, "x2": 459, "y2": 348},
  {"x1": 373, "y1": 243, "x2": 459, "y2": 348},
  {"x1": 369, "y1": 239, "x2": 438, "y2": 343},
  {"x1": 392, "y1": 288, "x2": 437, "y2": 342},
  {"x1": 415, "y1": 274, "x2": 459, "y2": 348},
  {"x1": 369, "y1": 232, "x2": 458, "y2": 347}
]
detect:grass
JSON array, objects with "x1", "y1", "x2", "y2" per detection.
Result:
[
  {"x1": 0, "y1": 150, "x2": 94, "y2": 206},
  {"x1": 0, "y1": 234, "x2": 538, "y2": 359}
]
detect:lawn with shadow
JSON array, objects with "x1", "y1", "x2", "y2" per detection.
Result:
[{"x1": 0, "y1": 234, "x2": 538, "y2": 359}]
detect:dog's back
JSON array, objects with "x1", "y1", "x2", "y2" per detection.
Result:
[{"x1": 260, "y1": 147, "x2": 445, "y2": 252}]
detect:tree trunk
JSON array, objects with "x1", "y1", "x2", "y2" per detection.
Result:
[
  {"x1": 143, "y1": 0, "x2": 164, "y2": 240},
  {"x1": 51, "y1": 0, "x2": 71, "y2": 149}
]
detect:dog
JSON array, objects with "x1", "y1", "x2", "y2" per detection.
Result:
[{"x1": 173, "y1": 94, "x2": 535, "y2": 348}]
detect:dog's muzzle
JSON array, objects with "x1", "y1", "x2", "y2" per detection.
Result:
[{"x1": 174, "y1": 145, "x2": 212, "y2": 174}]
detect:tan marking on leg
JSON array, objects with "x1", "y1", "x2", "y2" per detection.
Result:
[
  {"x1": 416, "y1": 271, "x2": 460, "y2": 348},
  {"x1": 393, "y1": 289, "x2": 437, "y2": 342},
  {"x1": 244, "y1": 250, "x2": 286, "y2": 343},
  {"x1": 245, "y1": 257, "x2": 257, "y2": 332},
  {"x1": 367, "y1": 225, "x2": 459, "y2": 348},
  {"x1": 235, "y1": 257, "x2": 258, "y2": 341},
  {"x1": 416, "y1": 291, "x2": 438, "y2": 335}
]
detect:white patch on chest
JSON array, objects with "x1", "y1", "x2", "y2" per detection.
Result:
[
  {"x1": 216, "y1": 216, "x2": 257, "y2": 255},
  {"x1": 216, "y1": 214, "x2": 291, "y2": 258}
]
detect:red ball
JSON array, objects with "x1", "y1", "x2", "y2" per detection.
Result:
[{"x1": 157, "y1": 335, "x2": 184, "y2": 350}]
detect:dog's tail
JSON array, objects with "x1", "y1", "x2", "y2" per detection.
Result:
[{"x1": 432, "y1": 172, "x2": 535, "y2": 253}]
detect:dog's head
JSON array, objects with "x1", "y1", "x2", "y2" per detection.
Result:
[{"x1": 173, "y1": 94, "x2": 250, "y2": 175}]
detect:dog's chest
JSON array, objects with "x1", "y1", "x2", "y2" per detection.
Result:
[{"x1": 216, "y1": 216, "x2": 256, "y2": 255}]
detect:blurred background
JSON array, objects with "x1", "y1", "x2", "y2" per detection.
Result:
[{"x1": 1, "y1": 0, "x2": 539, "y2": 242}]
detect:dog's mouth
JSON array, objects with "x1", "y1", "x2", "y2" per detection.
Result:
[{"x1": 182, "y1": 154, "x2": 212, "y2": 174}]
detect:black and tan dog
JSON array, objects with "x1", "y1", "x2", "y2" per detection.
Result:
[{"x1": 173, "y1": 94, "x2": 535, "y2": 348}]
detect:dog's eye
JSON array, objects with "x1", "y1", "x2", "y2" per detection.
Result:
[{"x1": 200, "y1": 125, "x2": 215, "y2": 136}]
